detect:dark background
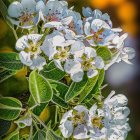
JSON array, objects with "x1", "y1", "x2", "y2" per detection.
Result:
[{"x1": 0, "y1": 0, "x2": 140, "y2": 139}]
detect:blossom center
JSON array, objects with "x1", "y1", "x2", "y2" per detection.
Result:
[
  {"x1": 54, "y1": 46, "x2": 70, "y2": 61},
  {"x1": 46, "y1": 15, "x2": 60, "y2": 22},
  {"x1": 91, "y1": 116, "x2": 104, "y2": 129},
  {"x1": 19, "y1": 12, "x2": 34, "y2": 23},
  {"x1": 72, "y1": 111, "x2": 86, "y2": 126},
  {"x1": 81, "y1": 55, "x2": 94, "y2": 71}
]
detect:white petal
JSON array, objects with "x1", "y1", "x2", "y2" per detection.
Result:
[
  {"x1": 91, "y1": 19, "x2": 110, "y2": 31},
  {"x1": 60, "y1": 110, "x2": 73, "y2": 124},
  {"x1": 84, "y1": 22, "x2": 91, "y2": 35},
  {"x1": 73, "y1": 124, "x2": 89, "y2": 139},
  {"x1": 112, "y1": 28, "x2": 122, "y2": 32},
  {"x1": 65, "y1": 29, "x2": 76, "y2": 40},
  {"x1": 74, "y1": 105, "x2": 89, "y2": 114},
  {"x1": 70, "y1": 69, "x2": 84, "y2": 82},
  {"x1": 30, "y1": 56, "x2": 46, "y2": 70},
  {"x1": 89, "y1": 104, "x2": 97, "y2": 116},
  {"x1": 19, "y1": 51, "x2": 32, "y2": 66},
  {"x1": 36, "y1": 1, "x2": 46, "y2": 12},
  {"x1": 87, "y1": 69, "x2": 98, "y2": 78},
  {"x1": 54, "y1": 60, "x2": 64, "y2": 71},
  {"x1": 70, "y1": 41, "x2": 85, "y2": 57},
  {"x1": 123, "y1": 47, "x2": 135, "y2": 60},
  {"x1": 44, "y1": 21, "x2": 62, "y2": 29},
  {"x1": 85, "y1": 47, "x2": 97, "y2": 58},
  {"x1": 21, "y1": 0, "x2": 36, "y2": 12},
  {"x1": 60, "y1": 120, "x2": 73, "y2": 138},
  {"x1": 110, "y1": 94, "x2": 128, "y2": 106},
  {"x1": 93, "y1": 9, "x2": 102, "y2": 18},
  {"x1": 61, "y1": 16, "x2": 73, "y2": 25},
  {"x1": 64, "y1": 59, "x2": 82, "y2": 74},
  {"x1": 8, "y1": 1, "x2": 23, "y2": 18},
  {"x1": 94, "y1": 56, "x2": 104, "y2": 69}
]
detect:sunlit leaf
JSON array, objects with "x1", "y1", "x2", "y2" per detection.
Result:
[
  {"x1": 0, "y1": 97, "x2": 22, "y2": 121},
  {"x1": 29, "y1": 70, "x2": 53, "y2": 104},
  {"x1": 0, "y1": 69, "x2": 16, "y2": 83},
  {"x1": 0, "y1": 52, "x2": 23, "y2": 70},
  {"x1": 40, "y1": 61, "x2": 65, "y2": 81}
]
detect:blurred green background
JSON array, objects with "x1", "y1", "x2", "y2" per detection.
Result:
[{"x1": 0, "y1": 0, "x2": 139, "y2": 139}]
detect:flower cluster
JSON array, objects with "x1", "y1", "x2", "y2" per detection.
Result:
[
  {"x1": 60, "y1": 91, "x2": 131, "y2": 140},
  {"x1": 8, "y1": 0, "x2": 135, "y2": 82}
]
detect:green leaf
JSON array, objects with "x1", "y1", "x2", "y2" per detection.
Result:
[
  {"x1": 78, "y1": 74, "x2": 99, "y2": 103},
  {"x1": 40, "y1": 61, "x2": 65, "y2": 81},
  {"x1": 0, "y1": 0, "x2": 18, "y2": 40},
  {"x1": 48, "y1": 79, "x2": 68, "y2": 99},
  {"x1": 52, "y1": 94, "x2": 68, "y2": 109},
  {"x1": 82, "y1": 82, "x2": 99, "y2": 103},
  {"x1": 0, "y1": 69, "x2": 16, "y2": 83},
  {"x1": 28, "y1": 95, "x2": 48, "y2": 116},
  {"x1": 97, "y1": 69, "x2": 105, "y2": 86},
  {"x1": 65, "y1": 75, "x2": 88, "y2": 102},
  {"x1": 0, "y1": 97, "x2": 22, "y2": 121},
  {"x1": 96, "y1": 46, "x2": 112, "y2": 62},
  {"x1": 81, "y1": 70, "x2": 104, "y2": 103},
  {"x1": 0, "y1": 52, "x2": 23, "y2": 70},
  {"x1": 33, "y1": 130, "x2": 46, "y2": 140},
  {"x1": 0, "y1": 119, "x2": 11, "y2": 136},
  {"x1": 46, "y1": 130, "x2": 63, "y2": 140},
  {"x1": 29, "y1": 70, "x2": 53, "y2": 104},
  {"x1": 33, "y1": 103, "x2": 48, "y2": 116},
  {"x1": 3, "y1": 129, "x2": 19, "y2": 140}
]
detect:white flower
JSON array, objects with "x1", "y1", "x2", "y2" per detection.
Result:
[
  {"x1": 65, "y1": 10, "x2": 83, "y2": 35},
  {"x1": 79, "y1": 47, "x2": 104, "y2": 78},
  {"x1": 38, "y1": 0, "x2": 73, "y2": 30},
  {"x1": 84, "y1": 19, "x2": 117, "y2": 46},
  {"x1": 8, "y1": 0, "x2": 41, "y2": 28},
  {"x1": 105, "y1": 33, "x2": 135, "y2": 70},
  {"x1": 88, "y1": 104, "x2": 106, "y2": 140},
  {"x1": 88, "y1": 91, "x2": 131, "y2": 140},
  {"x1": 41, "y1": 31, "x2": 86, "y2": 82},
  {"x1": 82, "y1": 8, "x2": 112, "y2": 27},
  {"x1": 59, "y1": 105, "x2": 89, "y2": 139},
  {"x1": 16, "y1": 34, "x2": 46, "y2": 70}
]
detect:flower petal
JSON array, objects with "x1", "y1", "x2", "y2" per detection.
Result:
[
  {"x1": 70, "y1": 41, "x2": 85, "y2": 57},
  {"x1": 19, "y1": 51, "x2": 32, "y2": 66},
  {"x1": 21, "y1": 0, "x2": 36, "y2": 12},
  {"x1": 94, "y1": 56, "x2": 104, "y2": 69},
  {"x1": 30, "y1": 56, "x2": 46, "y2": 70},
  {"x1": 85, "y1": 47, "x2": 97, "y2": 58},
  {"x1": 8, "y1": 1, "x2": 23, "y2": 18},
  {"x1": 73, "y1": 124, "x2": 89, "y2": 139},
  {"x1": 87, "y1": 69, "x2": 98, "y2": 78}
]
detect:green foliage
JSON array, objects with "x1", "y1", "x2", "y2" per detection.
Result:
[
  {"x1": 33, "y1": 130, "x2": 46, "y2": 140},
  {"x1": 46, "y1": 130, "x2": 64, "y2": 140},
  {"x1": 0, "y1": 69, "x2": 16, "y2": 83},
  {"x1": 40, "y1": 61, "x2": 65, "y2": 81},
  {"x1": 3, "y1": 129, "x2": 19, "y2": 140},
  {"x1": 48, "y1": 79, "x2": 68, "y2": 99},
  {"x1": 0, "y1": 97, "x2": 22, "y2": 121},
  {"x1": 29, "y1": 70, "x2": 53, "y2": 104},
  {"x1": 52, "y1": 94, "x2": 68, "y2": 109},
  {"x1": 82, "y1": 70, "x2": 105, "y2": 103},
  {"x1": 78, "y1": 74, "x2": 99, "y2": 103},
  {"x1": 0, "y1": 53, "x2": 23, "y2": 70},
  {"x1": 96, "y1": 46, "x2": 112, "y2": 62},
  {"x1": 0, "y1": 119, "x2": 11, "y2": 136},
  {"x1": 65, "y1": 75, "x2": 88, "y2": 102}
]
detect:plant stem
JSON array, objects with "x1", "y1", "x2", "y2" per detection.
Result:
[{"x1": 30, "y1": 111, "x2": 48, "y2": 130}]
